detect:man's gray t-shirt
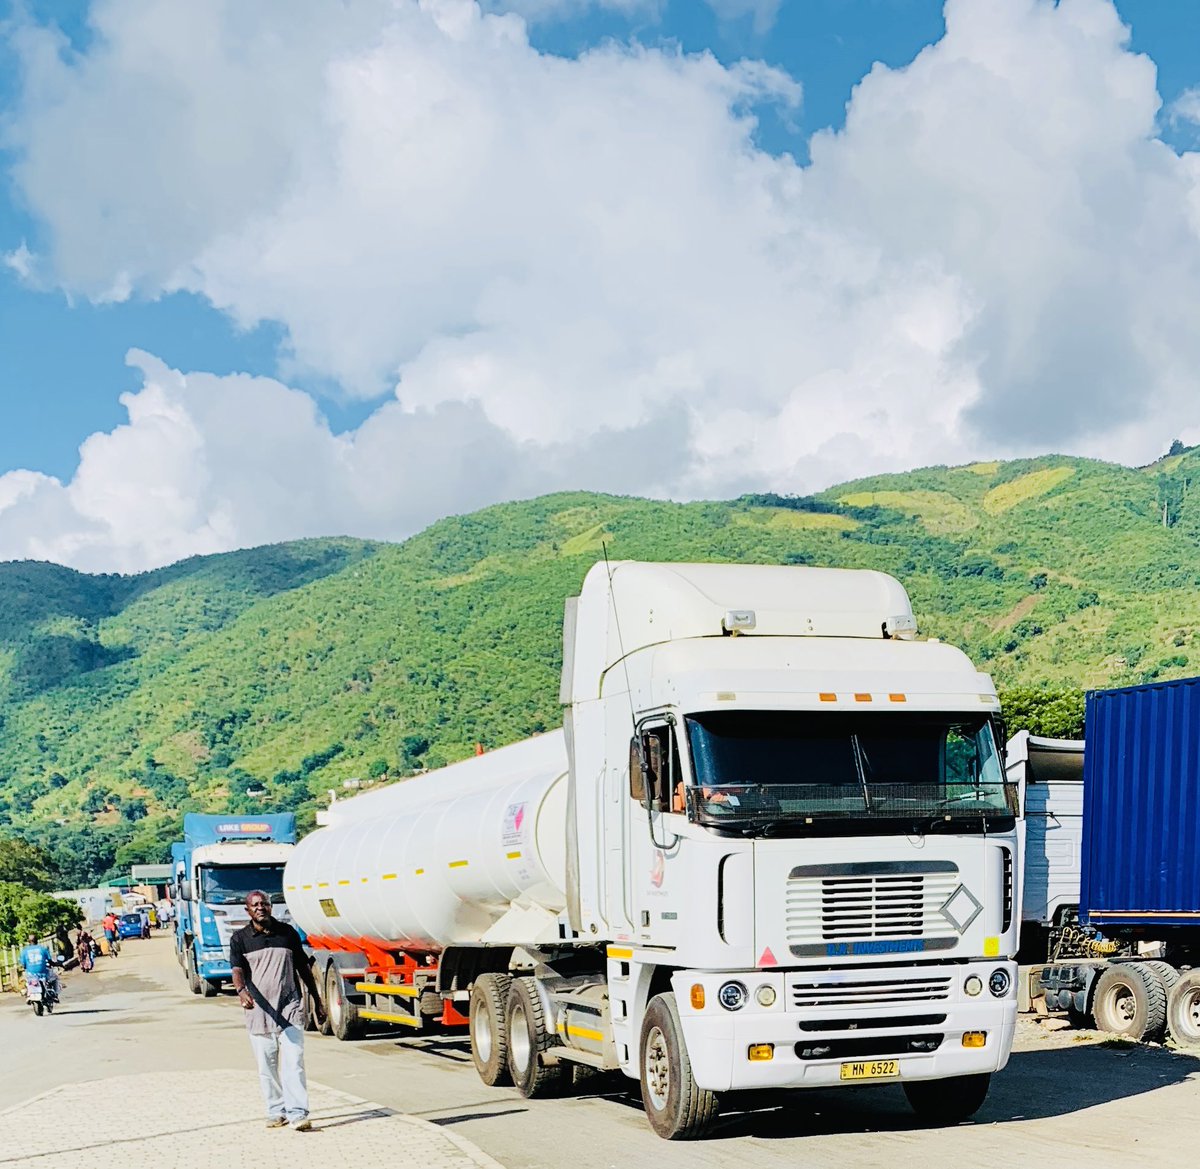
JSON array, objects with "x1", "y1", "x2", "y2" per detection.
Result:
[{"x1": 228, "y1": 918, "x2": 308, "y2": 1036}]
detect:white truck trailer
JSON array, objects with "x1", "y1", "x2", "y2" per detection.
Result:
[{"x1": 285, "y1": 561, "x2": 1021, "y2": 1139}]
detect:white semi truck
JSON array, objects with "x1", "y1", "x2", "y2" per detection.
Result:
[{"x1": 284, "y1": 561, "x2": 1021, "y2": 1139}]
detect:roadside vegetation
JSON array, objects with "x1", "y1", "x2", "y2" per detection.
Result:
[{"x1": 0, "y1": 448, "x2": 1197, "y2": 885}]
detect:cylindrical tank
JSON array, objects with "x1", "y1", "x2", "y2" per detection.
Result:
[{"x1": 284, "y1": 731, "x2": 568, "y2": 951}]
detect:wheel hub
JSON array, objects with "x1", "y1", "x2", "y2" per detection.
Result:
[
  {"x1": 475, "y1": 1001, "x2": 493, "y2": 1062},
  {"x1": 644, "y1": 1025, "x2": 670, "y2": 1111},
  {"x1": 510, "y1": 1002, "x2": 531, "y2": 1073}
]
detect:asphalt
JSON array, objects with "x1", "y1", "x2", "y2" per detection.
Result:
[{"x1": 0, "y1": 1068, "x2": 506, "y2": 1169}]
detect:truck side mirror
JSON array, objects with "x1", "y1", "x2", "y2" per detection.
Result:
[
  {"x1": 179, "y1": 880, "x2": 192, "y2": 902},
  {"x1": 629, "y1": 738, "x2": 647, "y2": 803}
]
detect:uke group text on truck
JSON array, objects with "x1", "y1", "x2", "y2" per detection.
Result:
[{"x1": 284, "y1": 561, "x2": 1021, "y2": 1139}]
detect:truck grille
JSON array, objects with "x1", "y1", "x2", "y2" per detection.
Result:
[
  {"x1": 789, "y1": 972, "x2": 953, "y2": 1008},
  {"x1": 785, "y1": 861, "x2": 963, "y2": 957}
]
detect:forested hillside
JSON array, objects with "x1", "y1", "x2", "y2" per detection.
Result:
[{"x1": 2, "y1": 448, "x2": 1199, "y2": 886}]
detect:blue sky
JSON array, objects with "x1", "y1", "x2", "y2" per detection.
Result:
[{"x1": 2, "y1": 0, "x2": 1200, "y2": 570}]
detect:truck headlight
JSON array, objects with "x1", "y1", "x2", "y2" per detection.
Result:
[
  {"x1": 755, "y1": 984, "x2": 777, "y2": 1008},
  {"x1": 964, "y1": 975, "x2": 983, "y2": 997},
  {"x1": 718, "y1": 981, "x2": 748, "y2": 1011},
  {"x1": 988, "y1": 968, "x2": 1011, "y2": 998}
]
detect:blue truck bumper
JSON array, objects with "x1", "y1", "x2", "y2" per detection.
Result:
[{"x1": 198, "y1": 957, "x2": 232, "y2": 981}]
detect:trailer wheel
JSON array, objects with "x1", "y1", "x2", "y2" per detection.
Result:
[
  {"x1": 903, "y1": 1073, "x2": 990, "y2": 1123},
  {"x1": 639, "y1": 993, "x2": 719, "y2": 1140},
  {"x1": 1092, "y1": 963, "x2": 1167, "y2": 1042},
  {"x1": 505, "y1": 977, "x2": 567, "y2": 1098},
  {"x1": 185, "y1": 948, "x2": 202, "y2": 996},
  {"x1": 1141, "y1": 959, "x2": 1181, "y2": 994},
  {"x1": 1167, "y1": 970, "x2": 1200, "y2": 1047},
  {"x1": 326, "y1": 963, "x2": 362, "y2": 1041},
  {"x1": 470, "y1": 973, "x2": 513, "y2": 1086}
]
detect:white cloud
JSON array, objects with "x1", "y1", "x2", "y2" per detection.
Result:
[
  {"x1": 0, "y1": 351, "x2": 695, "y2": 571},
  {"x1": 1169, "y1": 86, "x2": 1200, "y2": 126},
  {"x1": 705, "y1": 0, "x2": 781, "y2": 35},
  {"x1": 4, "y1": 0, "x2": 1200, "y2": 570}
]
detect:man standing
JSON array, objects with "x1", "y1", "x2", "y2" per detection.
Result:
[
  {"x1": 102, "y1": 910, "x2": 118, "y2": 953},
  {"x1": 229, "y1": 891, "x2": 326, "y2": 1131}
]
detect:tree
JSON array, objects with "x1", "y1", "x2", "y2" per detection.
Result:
[
  {"x1": 999, "y1": 687, "x2": 1086, "y2": 740},
  {"x1": 0, "y1": 837, "x2": 56, "y2": 891},
  {"x1": 0, "y1": 881, "x2": 81, "y2": 946}
]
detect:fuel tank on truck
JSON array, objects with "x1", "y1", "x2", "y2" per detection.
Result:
[{"x1": 284, "y1": 731, "x2": 569, "y2": 951}]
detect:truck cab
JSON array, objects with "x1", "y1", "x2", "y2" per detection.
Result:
[{"x1": 174, "y1": 815, "x2": 297, "y2": 997}]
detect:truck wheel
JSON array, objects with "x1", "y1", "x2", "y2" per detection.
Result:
[
  {"x1": 185, "y1": 949, "x2": 202, "y2": 996},
  {"x1": 470, "y1": 973, "x2": 513, "y2": 1086},
  {"x1": 326, "y1": 964, "x2": 362, "y2": 1041},
  {"x1": 1141, "y1": 960, "x2": 1181, "y2": 994},
  {"x1": 903, "y1": 1073, "x2": 990, "y2": 1123},
  {"x1": 1167, "y1": 970, "x2": 1200, "y2": 1047},
  {"x1": 300, "y1": 982, "x2": 318, "y2": 1033},
  {"x1": 1092, "y1": 963, "x2": 1167, "y2": 1042},
  {"x1": 202, "y1": 978, "x2": 221, "y2": 998},
  {"x1": 639, "y1": 993, "x2": 719, "y2": 1140},
  {"x1": 505, "y1": 977, "x2": 567, "y2": 1098}
]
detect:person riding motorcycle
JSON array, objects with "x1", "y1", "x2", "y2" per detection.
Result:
[{"x1": 19, "y1": 934, "x2": 61, "y2": 1001}]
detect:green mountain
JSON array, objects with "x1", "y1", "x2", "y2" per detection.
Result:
[{"x1": 2, "y1": 449, "x2": 1198, "y2": 886}]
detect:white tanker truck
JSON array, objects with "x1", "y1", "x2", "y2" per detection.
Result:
[{"x1": 284, "y1": 561, "x2": 1021, "y2": 1139}]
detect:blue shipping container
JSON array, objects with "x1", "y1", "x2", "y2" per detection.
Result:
[{"x1": 1081, "y1": 676, "x2": 1200, "y2": 928}]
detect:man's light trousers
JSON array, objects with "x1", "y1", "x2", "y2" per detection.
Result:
[{"x1": 248, "y1": 1025, "x2": 309, "y2": 1124}]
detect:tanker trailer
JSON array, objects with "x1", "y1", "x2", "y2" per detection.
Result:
[
  {"x1": 284, "y1": 731, "x2": 569, "y2": 1039},
  {"x1": 286, "y1": 561, "x2": 1021, "y2": 1141}
]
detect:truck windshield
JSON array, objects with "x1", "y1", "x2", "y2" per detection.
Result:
[
  {"x1": 199, "y1": 866, "x2": 286, "y2": 905},
  {"x1": 684, "y1": 710, "x2": 1014, "y2": 836}
]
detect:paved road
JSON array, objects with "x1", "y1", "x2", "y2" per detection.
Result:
[{"x1": 3, "y1": 934, "x2": 1200, "y2": 1168}]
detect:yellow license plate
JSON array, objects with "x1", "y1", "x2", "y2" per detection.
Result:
[{"x1": 839, "y1": 1059, "x2": 900, "y2": 1081}]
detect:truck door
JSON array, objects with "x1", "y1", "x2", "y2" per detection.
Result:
[{"x1": 626, "y1": 723, "x2": 684, "y2": 949}]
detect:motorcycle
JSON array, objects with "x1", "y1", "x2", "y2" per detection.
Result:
[{"x1": 24, "y1": 973, "x2": 57, "y2": 1017}]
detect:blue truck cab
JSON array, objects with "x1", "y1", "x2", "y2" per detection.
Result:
[{"x1": 173, "y1": 813, "x2": 298, "y2": 997}]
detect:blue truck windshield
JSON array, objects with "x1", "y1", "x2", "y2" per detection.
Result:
[
  {"x1": 684, "y1": 710, "x2": 1013, "y2": 836},
  {"x1": 200, "y1": 866, "x2": 286, "y2": 905}
]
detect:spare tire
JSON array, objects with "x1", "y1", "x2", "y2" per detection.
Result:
[{"x1": 1091, "y1": 963, "x2": 1167, "y2": 1042}]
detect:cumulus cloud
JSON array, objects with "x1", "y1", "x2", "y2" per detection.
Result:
[
  {"x1": 4, "y1": 0, "x2": 1200, "y2": 570},
  {"x1": 0, "y1": 351, "x2": 695, "y2": 572}
]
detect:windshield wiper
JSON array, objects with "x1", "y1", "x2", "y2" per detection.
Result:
[{"x1": 850, "y1": 734, "x2": 872, "y2": 812}]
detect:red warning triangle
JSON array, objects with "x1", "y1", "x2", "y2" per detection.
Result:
[{"x1": 758, "y1": 947, "x2": 778, "y2": 967}]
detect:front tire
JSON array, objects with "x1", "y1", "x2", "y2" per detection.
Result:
[
  {"x1": 470, "y1": 973, "x2": 513, "y2": 1086},
  {"x1": 33, "y1": 1001, "x2": 44, "y2": 1017},
  {"x1": 185, "y1": 948, "x2": 202, "y2": 996},
  {"x1": 1167, "y1": 969, "x2": 1200, "y2": 1047},
  {"x1": 202, "y1": 978, "x2": 221, "y2": 998},
  {"x1": 639, "y1": 993, "x2": 719, "y2": 1140},
  {"x1": 904, "y1": 1073, "x2": 990, "y2": 1123},
  {"x1": 1092, "y1": 963, "x2": 1167, "y2": 1042},
  {"x1": 505, "y1": 977, "x2": 567, "y2": 1098}
]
